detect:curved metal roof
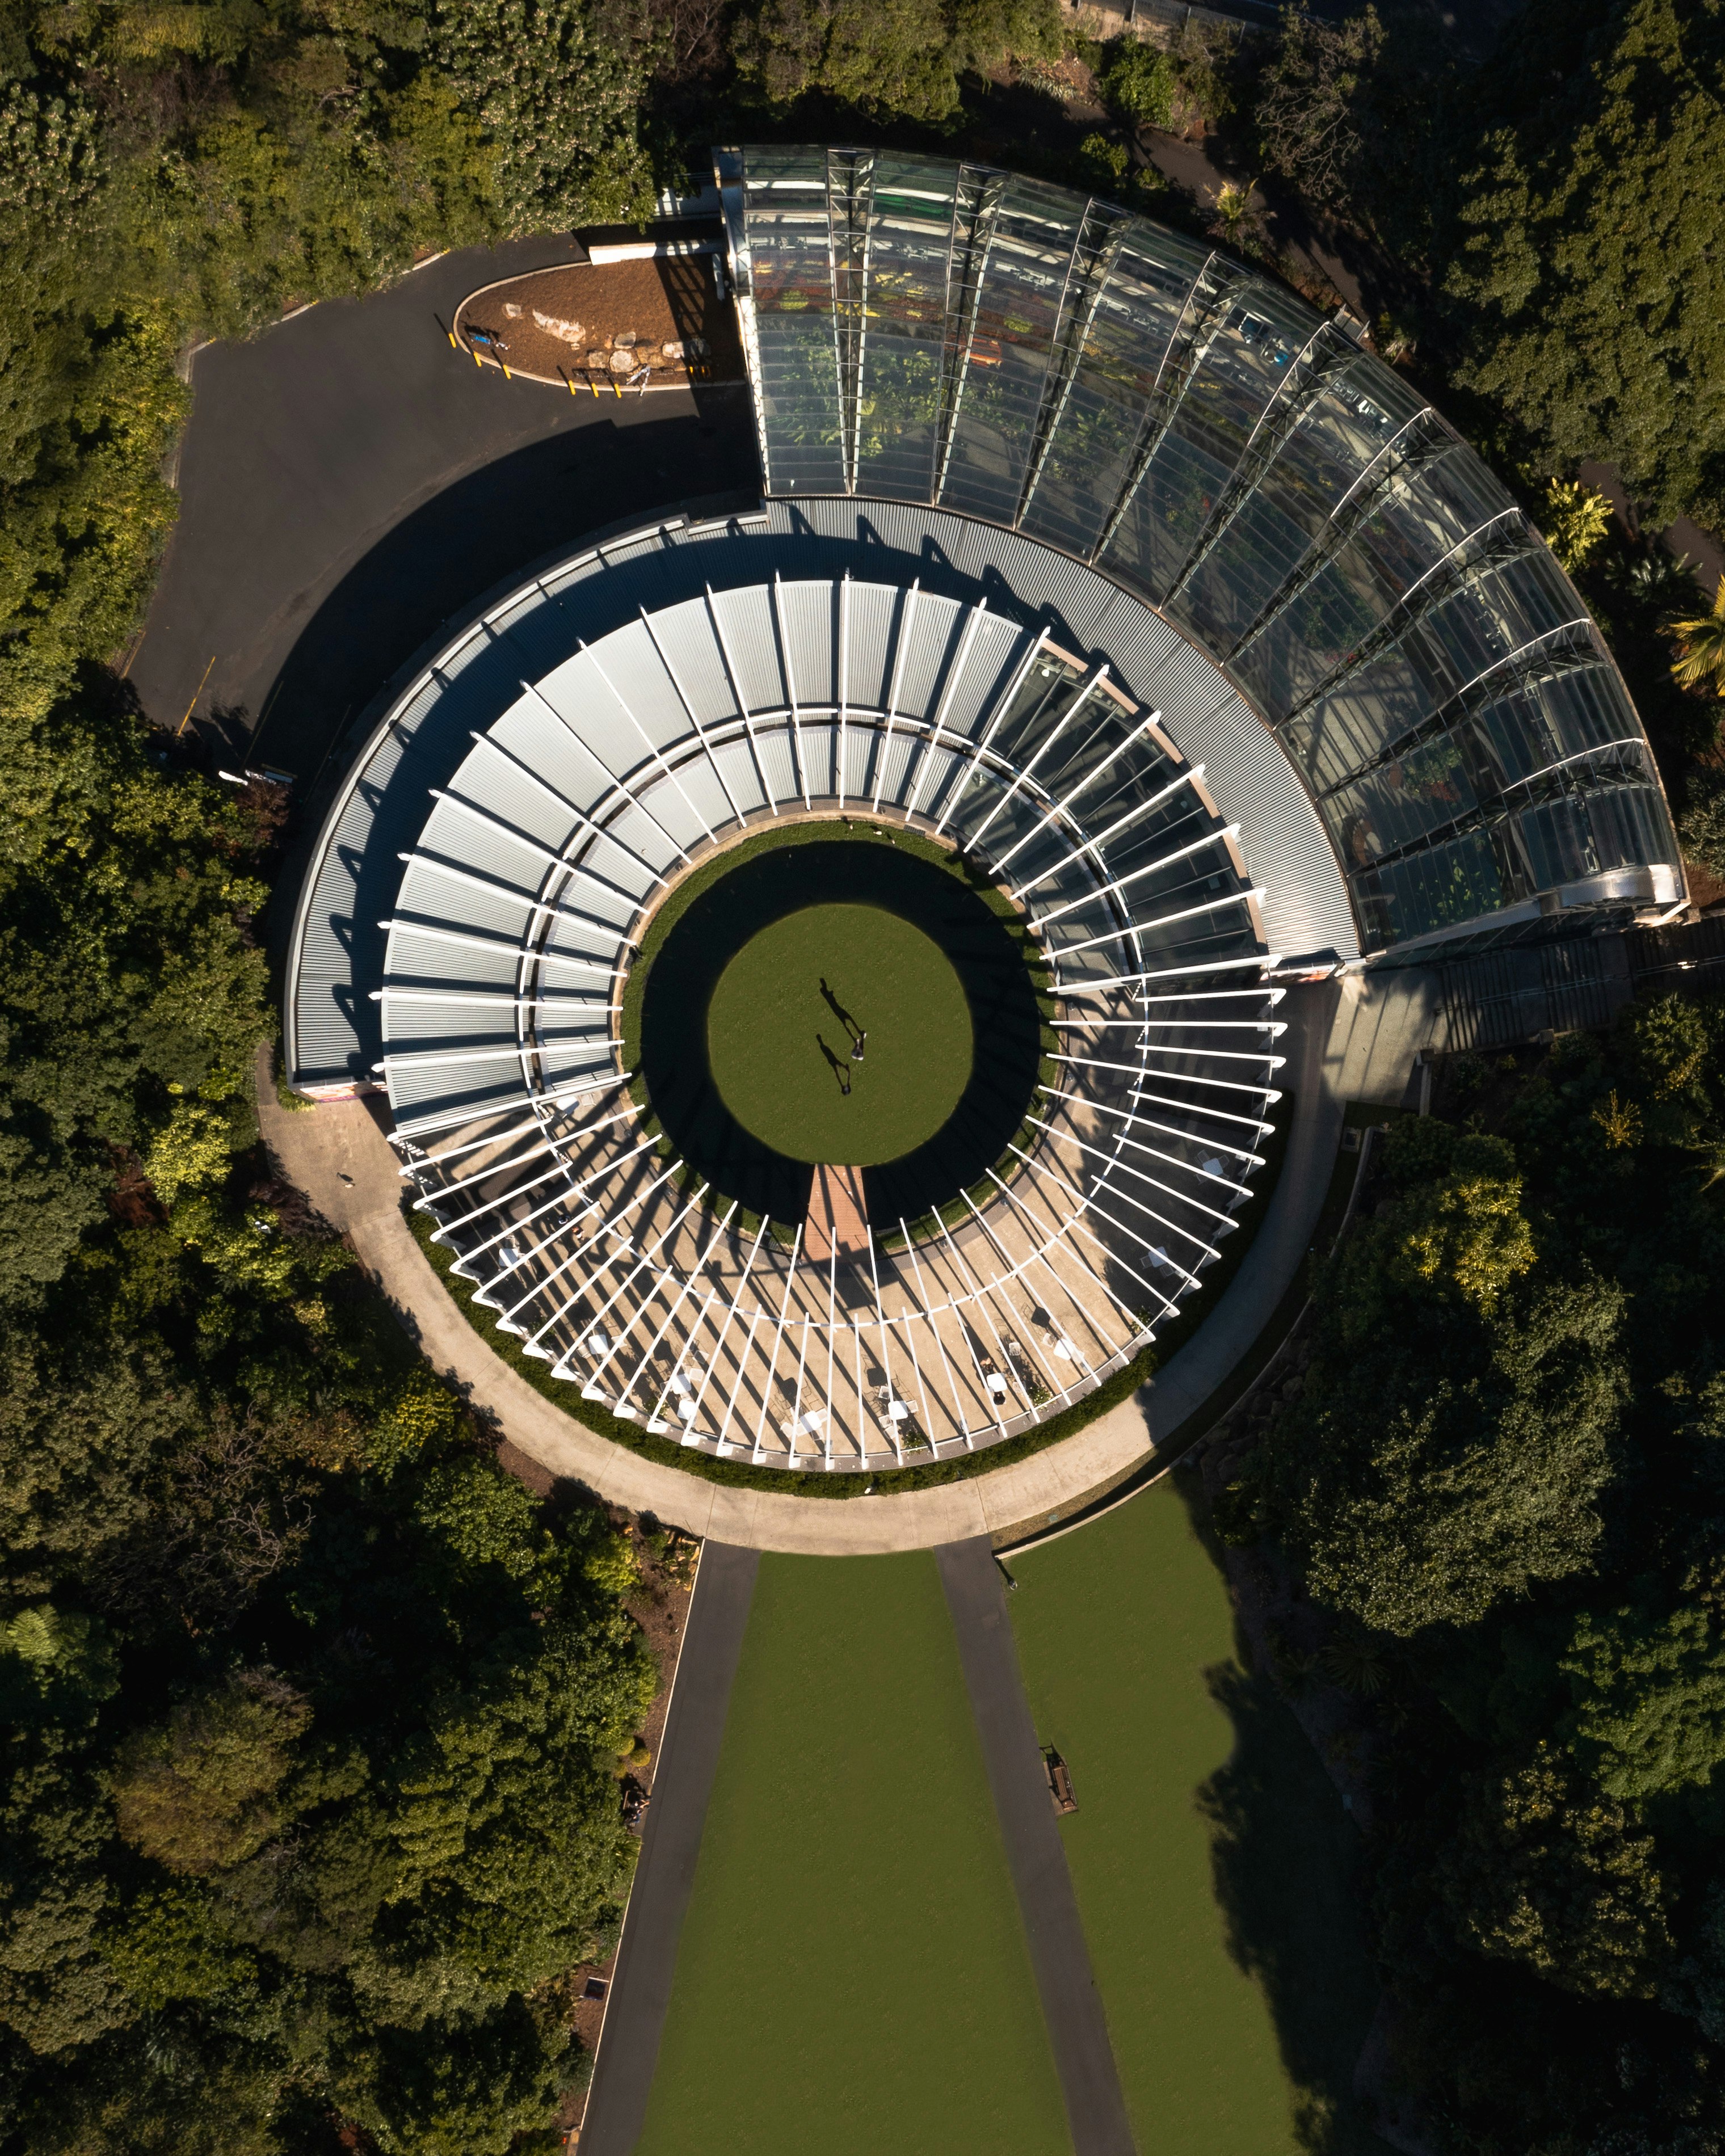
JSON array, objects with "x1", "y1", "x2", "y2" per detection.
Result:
[
  {"x1": 298, "y1": 561, "x2": 1286, "y2": 1471},
  {"x1": 287, "y1": 503, "x2": 1350, "y2": 1096},
  {"x1": 716, "y1": 146, "x2": 1684, "y2": 953}
]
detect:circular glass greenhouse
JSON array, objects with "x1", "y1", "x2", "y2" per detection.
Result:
[{"x1": 286, "y1": 149, "x2": 1683, "y2": 1472}]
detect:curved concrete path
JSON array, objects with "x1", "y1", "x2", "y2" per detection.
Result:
[{"x1": 255, "y1": 976, "x2": 1352, "y2": 1552}]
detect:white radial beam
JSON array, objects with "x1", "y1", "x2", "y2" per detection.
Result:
[
  {"x1": 558, "y1": 1184, "x2": 721, "y2": 1386},
  {"x1": 518, "y1": 677, "x2": 695, "y2": 865},
  {"x1": 957, "y1": 1191, "x2": 1074, "y2": 1407},
  {"x1": 392, "y1": 1076, "x2": 629, "y2": 1177},
  {"x1": 515, "y1": 1156, "x2": 688, "y2": 1353},
  {"x1": 688, "y1": 1213, "x2": 773, "y2": 1444},
  {"x1": 978, "y1": 1166, "x2": 1140, "y2": 1365},
  {"x1": 1048, "y1": 1087, "x2": 1267, "y2": 1169},
  {"x1": 751, "y1": 1224, "x2": 806, "y2": 1460},
  {"x1": 637, "y1": 607, "x2": 747, "y2": 828},
  {"x1": 1129, "y1": 1085, "x2": 1277, "y2": 1136},
  {"x1": 579, "y1": 639, "x2": 718, "y2": 847},
  {"x1": 1006, "y1": 765, "x2": 1206, "y2": 899},
  {"x1": 771, "y1": 574, "x2": 813, "y2": 812},
  {"x1": 379, "y1": 917, "x2": 620, "y2": 983},
  {"x1": 392, "y1": 847, "x2": 628, "y2": 947},
  {"x1": 836, "y1": 572, "x2": 851, "y2": 811},
  {"x1": 1028, "y1": 1108, "x2": 1255, "y2": 1218},
  {"x1": 1028, "y1": 826, "x2": 1243, "y2": 932},
  {"x1": 469, "y1": 1134, "x2": 663, "y2": 1291},
  {"x1": 894, "y1": 1220, "x2": 973, "y2": 1445},
  {"x1": 988, "y1": 705, "x2": 1165, "y2": 873},
  {"x1": 464, "y1": 728, "x2": 668, "y2": 889},
  {"x1": 905, "y1": 601, "x2": 990, "y2": 822},
  {"x1": 932, "y1": 1214, "x2": 1016, "y2": 1437},
  {"x1": 870, "y1": 580, "x2": 920, "y2": 814},
  {"x1": 1005, "y1": 1138, "x2": 1197, "y2": 1304},
  {"x1": 935, "y1": 629, "x2": 1054, "y2": 838},
  {"x1": 705, "y1": 584, "x2": 779, "y2": 814},
  {"x1": 1054, "y1": 954, "x2": 1276, "y2": 995},
  {"x1": 1040, "y1": 886, "x2": 1267, "y2": 960},
  {"x1": 1051, "y1": 1018, "x2": 1285, "y2": 1035},
  {"x1": 991, "y1": 1156, "x2": 1179, "y2": 1329},
  {"x1": 601, "y1": 1196, "x2": 747, "y2": 1409},
  {"x1": 965, "y1": 669, "x2": 1109, "y2": 854},
  {"x1": 426, "y1": 785, "x2": 636, "y2": 912},
  {"x1": 412, "y1": 1100, "x2": 636, "y2": 1201}
]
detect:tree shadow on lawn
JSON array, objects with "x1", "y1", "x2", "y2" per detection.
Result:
[{"x1": 1173, "y1": 1471, "x2": 1394, "y2": 2156}]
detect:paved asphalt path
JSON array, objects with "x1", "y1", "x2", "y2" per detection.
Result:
[
  {"x1": 936, "y1": 1537, "x2": 1138, "y2": 2156},
  {"x1": 580, "y1": 1540, "x2": 760, "y2": 2156},
  {"x1": 129, "y1": 235, "x2": 758, "y2": 784}
]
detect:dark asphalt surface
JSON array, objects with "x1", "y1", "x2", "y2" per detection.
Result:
[
  {"x1": 580, "y1": 1541, "x2": 760, "y2": 2156},
  {"x1": 129, "y1": 235, "x2": 758, "y2": 785},
  {"x1": 937, "y1": 1537, "x2": 1138, "y2": 2156}
]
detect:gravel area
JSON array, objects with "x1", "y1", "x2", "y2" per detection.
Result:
[{"x1": 455, "y1": 255, "x2": 742, "y2": 389}]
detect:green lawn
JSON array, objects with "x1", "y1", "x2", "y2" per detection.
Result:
[
  {"x1": 1009, "y1": 1477, "x2": 1388, "y2": 2156},
  {"x1": 635, "y1": 1552, "x2": 1071, "y2": 2156},
  {"x1": 708, "y1": 902, "x2": 973, "y2": 1164}
]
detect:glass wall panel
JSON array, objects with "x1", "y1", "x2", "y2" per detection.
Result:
[
  {"x1": 939, "y1": 178, "x2": 1080, "y2": 524},
  {"x1": 853, "y1": 154, "x2": 956, "y2": 502},
  {"x1": 730, "y1": 146, "x2": 1680, "y2": 954},
  {"x1": 1019, "y1": 237, "x2": 1199, "y2": 557},
  {"x1": 743, "y1": 162, "x2": 845, "y2": 493}
]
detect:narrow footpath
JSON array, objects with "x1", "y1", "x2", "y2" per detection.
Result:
[
  {"x1": 579, "y1": 1542, "x2": 760, "y2": 2156},
  {"x1": 937, "y1": 1537, "x2": 1138, "y2": 2156}
]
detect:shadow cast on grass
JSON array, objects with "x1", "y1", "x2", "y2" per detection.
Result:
[
  {"x1": 639, "y1": 839, "x2": 1043, "y2": 1225},
  {"x1": 1172, "y1": 1470, "x2": 1392, "y2": 2156}
]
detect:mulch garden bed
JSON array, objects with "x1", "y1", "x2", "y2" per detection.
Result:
[{"x1": 455, "y1": 255, "x2": 744, "y2": 390}]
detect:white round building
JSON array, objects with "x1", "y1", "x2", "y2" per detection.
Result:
[{"x1": 286, "y1": 148, "x2": 1683, "y2": 1478}]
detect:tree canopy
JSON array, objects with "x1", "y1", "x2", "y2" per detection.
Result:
[
  {"x1": 1444, "y1": 0, "x2": 1725, "y2": 529},
  {"x1": 1236, "y1": 989, "x2": 1725, "y2": 2150}
]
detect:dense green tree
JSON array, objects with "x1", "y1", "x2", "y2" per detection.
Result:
[
  {"x1": 1444, "y1": 0, "x2": 1725, "y2": 529},
  {"x1": 1096, "y1": 35, "x2": 1175, "y2": 129},
  {"x1": 1436, "y1": 1742, "x2": 1673, "y2": 1998},
  {"x1": 732, "y1": 0, "x2": 1058, "y2": 122},
  {"x1": 1251, "y1": 1121, "x2": 1621, "y2": 1635}
]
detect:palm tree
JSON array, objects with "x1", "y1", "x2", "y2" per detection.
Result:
[
  {"x1": 1671, "y1": 576, "x2": 1725, "y2": 695},
  {"x1": 1210, "y1": 179, "x2": 1265, "y2": 249}
]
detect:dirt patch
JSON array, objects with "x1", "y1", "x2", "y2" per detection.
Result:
[{"x1": 455, "y1": 255, "x2": 743, "y2": 391}]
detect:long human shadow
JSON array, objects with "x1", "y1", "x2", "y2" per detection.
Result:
[
  {"x1": 1170, "y1": 1469, "x2": 1391, "y2": 2155},
  {"x1": 249, "y1": 408, "x2": 759, "y2": 788},
  {"x1": 638, "y1": 841, "x2": 1045, "y2": 1227}
]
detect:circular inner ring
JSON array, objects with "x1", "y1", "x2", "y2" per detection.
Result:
[{"x1": 630, "y1": 830, "x2": 1047, "y2": 1227}]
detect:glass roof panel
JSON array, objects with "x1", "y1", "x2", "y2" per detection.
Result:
[{"x1": 727, "y1": 146, "x2": 1680, "y2": 951}]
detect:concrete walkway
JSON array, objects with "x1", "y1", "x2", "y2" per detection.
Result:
[
  {"x1": 255, "y1": 978, "x2": 1354, "y2": 1552},
  {"x1": 937, "y1": 1538, "x2": 1136, "y2": 2156},
  {"x1": 579, "y1": 1542, "x2": 759, "y2": 2156}
]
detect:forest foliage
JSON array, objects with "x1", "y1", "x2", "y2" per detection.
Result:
[
  {"x1": 0, "y1": 14, "x2": 672, "y2": 2149},
  {"x1": 1225, "y1": 993, "x2": 1725, "y2": 2151}
]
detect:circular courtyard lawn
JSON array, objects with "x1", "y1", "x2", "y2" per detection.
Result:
[
  {"x1": 707, "y1": 904, "x2": 973, "y2": 1165},
  {"x1": 632, "y1": 828, "x2": 1047, "y2": 1227}
]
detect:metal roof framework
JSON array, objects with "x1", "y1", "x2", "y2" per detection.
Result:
[
  {"x1": 292, "y1": 552, "x2": 1291, "y2": 1472},
  {"x1": 714, "y1": 145, "x2": 1684, "y2": 953}
]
